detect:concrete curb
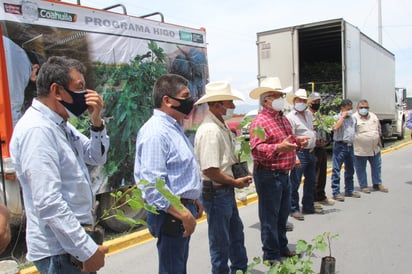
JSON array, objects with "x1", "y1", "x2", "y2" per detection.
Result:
[{"x1": 18, "y1": 140, "x2": 412, "y2": 274}]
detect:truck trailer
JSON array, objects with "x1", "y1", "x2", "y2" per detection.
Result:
[
  {"x1": 256, "y1": 18, "x2": 405, "y2": 139},
  {"x1": 0, "y1": 0, "x2": 208, "y2": 232}
]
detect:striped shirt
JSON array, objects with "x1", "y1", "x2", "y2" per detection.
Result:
[
  {"x1": 250, "y1": 107, "x2": 297, "y2": 170},
  {"x1": 286, "y1": 109, "x2": 316, "y2": 149},
  {"x1": 134, "y1": 109, "x2": 202, "y2": 212},
  {"x1": 333, "y1": 112, "x2": 355, "y2": 143}
]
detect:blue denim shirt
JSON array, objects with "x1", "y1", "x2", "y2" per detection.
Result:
[
  {"x1": 10, "y1": 99, "x2": 110, "y2": 262},
  {"x1": 333, "y1": 112, "x2": 355, "y2": 143},
  {"x1": 134, "y1": 109, "x2": 202, "y2": 211}
]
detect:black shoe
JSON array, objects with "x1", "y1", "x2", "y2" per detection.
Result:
[
  {"x1": 281, "y1": 250, "x2": 296, "y2": 257},
  {"x1": 286, "y1": 221, "x2": 294, "y2": 232},
  {"x1": 302, "y1": 208, "x2": 324, "y2": 215}
]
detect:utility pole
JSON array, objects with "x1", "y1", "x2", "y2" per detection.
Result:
[{"x1": 378, "y1": 0, "x2": 382, "y2": 44}]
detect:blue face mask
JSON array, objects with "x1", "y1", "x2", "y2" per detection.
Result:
[{"x1": 359, "y1": 108, "x2": 369, "y2": 116}]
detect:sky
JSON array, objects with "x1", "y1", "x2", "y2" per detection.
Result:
[{"x1": 71, "y1": 0, "x2": 412, "y2": 107}]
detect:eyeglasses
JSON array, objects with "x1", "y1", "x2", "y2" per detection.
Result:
[
  {"x1": 359, "y1": 107, "x2": 369, "y2": 109},
  {"x1": 264, "y1": 94, "x2": 285, "y2": 100}
]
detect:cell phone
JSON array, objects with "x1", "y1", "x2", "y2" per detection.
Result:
[
  {"x1": 161, "y1": 214, "x2": 182, "y2": 237},
  {"x1": 69, "y1": 255, "x2": 83, "y2": 270}
]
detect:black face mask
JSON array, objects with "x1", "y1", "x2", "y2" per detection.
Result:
[
  {"x1": 60, "y1": 88, "x2": 88, "y2": 117},
  {"x1": 310, "y1": 103, "x2": 320, "y2": 111},
  {"x1": 168, "y1": 95, "x2": 194, "y2": 115}
]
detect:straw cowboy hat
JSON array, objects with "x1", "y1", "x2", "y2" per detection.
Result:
[
  {"x1": 286, "y1": 88, "x2": 308, "y2": 105},
  {"x1": 195, "y1": 81, "x2": 244, "y2": 105},
  {"x1": 249, "y1": 77, "x2": 292, "y2": 99}
]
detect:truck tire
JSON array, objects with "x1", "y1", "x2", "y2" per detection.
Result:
[
  {"x1": 397, "y1": 120, "x2": 405, "y2": 140},
  {"x1": 96, "y1": 191, "x2": 147, "y2": 233}
]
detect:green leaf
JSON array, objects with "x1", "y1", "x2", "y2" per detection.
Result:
[
  {"x1": 155, "y1": 178, "x2": 184, "y2": 212},
  {"x1": 253, "y1": 126, "x2": 266, "y2": 141}
]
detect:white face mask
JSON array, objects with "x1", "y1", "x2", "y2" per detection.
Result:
[
  {"x1": 294, "y1": 102, "x2": 307, "y2": 112},
  {"x1": 271, "y1": 97, "x2": 285, "y2": 111},
  {"x1": 222, "y1": 108, "x2": 234, "y2": 120}
]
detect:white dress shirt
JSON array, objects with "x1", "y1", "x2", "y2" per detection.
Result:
[{"x1": 10, "y1": 99, "x2": 109, "y2": 262}]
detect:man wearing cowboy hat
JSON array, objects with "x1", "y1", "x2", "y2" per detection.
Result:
[
  {"x1": 194, "y1": 81, "x2": 252, "y2": 274},
  {"x1": 286, "y1": 89, "x2": 322, "y2": 220},
  {"x1": 249, "y1": 77, "x2": 309, "y2": 264}
]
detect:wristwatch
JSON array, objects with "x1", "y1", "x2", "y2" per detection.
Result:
[{"x1": 90, "y1": 120, "x2": 105, "y2": 132}]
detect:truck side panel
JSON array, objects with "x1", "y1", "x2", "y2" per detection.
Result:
[
  {"x1": 359, "y1": 34, "x2": 396, "y2": 120},
  {"x1": 344, "y1": 22, "x2": 361, "y2": 101},
  {"x1": 257, "y1": 28, "x2": 297, "y2": 87}
]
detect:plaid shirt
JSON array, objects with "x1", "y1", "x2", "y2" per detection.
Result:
[{"x1": 250, "y1": 107, "x2": 297, "y2": 170}]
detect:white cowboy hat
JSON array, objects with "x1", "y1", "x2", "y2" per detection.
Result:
[
  {"x1": 195, "y1": 81, "x2": 244, "y2": 105},
  {"x1": 249, "y1": 77, "x2": 289, "y2": 99},
  {"x1": 286, "y1": 88, "x2": 308, "y2": 105}
]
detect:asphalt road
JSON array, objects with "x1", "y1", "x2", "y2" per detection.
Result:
[{"x1": 99, "y1": 144, "x2": 412, "y2": 274}]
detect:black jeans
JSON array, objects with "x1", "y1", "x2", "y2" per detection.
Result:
[{"x1": 314, "y1": 147, "x2": 328, "y2": 201}]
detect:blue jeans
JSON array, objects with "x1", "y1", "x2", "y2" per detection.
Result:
[
  {"x1": 147, "y1": 203, "x2": 198, "y2": 274},
  {"x1": 33, "y1": 254, "x2": 96, "y2": 274},
  {"x1": 354, "y1": 152, "x2": 382, "y2": 187},
  {"x1": 254, "y1": 169, "x2": 290, "y2": 262},
  {"x1": 289, "y1": 150, "x2": 316, "y2": 213},
  {"x1": 331, "y1": 142, "x2": 355, "y2": 196},
  {"x1": 201, "y1": 187, "x2": 248, "y2": 274}
]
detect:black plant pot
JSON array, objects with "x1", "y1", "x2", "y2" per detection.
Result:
[
  {"x1": 70, "y1": 225, "x2": 105, "y2": 269},
  {"x1": 232, "y1": 161, "x2": 250, "y2": 179},
  {"x1": 320, "y1": 256, "x2": 336, "y2": 274}
]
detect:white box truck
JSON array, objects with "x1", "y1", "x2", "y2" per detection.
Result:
[{"x1": 256, "y1": 18, "x2": 406, "y2": 139}]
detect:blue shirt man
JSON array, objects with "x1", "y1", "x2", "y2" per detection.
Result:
[
  {"x1": 331, "y1": 99, "x2": 361, "y2": 201},
  {"x1": 134, "y1": 74, "x2": 202, "y2": 274}
]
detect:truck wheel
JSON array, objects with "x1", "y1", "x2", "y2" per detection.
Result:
[
  {"x1": 96, "y1": 191, "x2": 147, "y2": 233},
  {"x1": 397, "y1": 121, "x2": 405, "y2": 140}
]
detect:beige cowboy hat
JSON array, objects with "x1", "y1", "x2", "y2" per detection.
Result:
[
  {"x1": 195, "y1": 81, "x2": 244, "y2": 105},
  {"x1": 286, "y1": 88, "x2": 308, "y2": 105},
  {"x1": 249, "y1": 77, "x2": 292, "y2": 99}
]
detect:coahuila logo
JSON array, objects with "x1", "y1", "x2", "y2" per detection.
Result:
[
  {"x1": 38, "y1": 8, "x2": 77, "y2": 22},
  {"x1": 19, "y1": 1, "x2": 77, "y2": 22},
  {"x1": 21, "y1": 1, "x2": 38, "y2": 21}
]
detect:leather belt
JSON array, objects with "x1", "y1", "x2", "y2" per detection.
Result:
[
  {"x1": 202, "y1": 180, "x2": 231, "y2": 190},
  {"x1": 335, "y1": 141, "x2": 353, "y2": 146},
  {"x1": 256, "y1": 165, "x2": 289, "y2": 175},
  {"x1": 180, "y1": 198, "x2": 196, "y2": 205},
  {"x1": 302, "y1": 148, "x2": 314, "y2": 153}
]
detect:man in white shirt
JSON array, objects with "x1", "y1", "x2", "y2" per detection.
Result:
[
  {"x1": 286, "y1": 89, "x2": 321, "y2": 221},
  {"x1": 353, "y1": 99, "x2": 388, "y2": 193},
  {"x1": 194, "y1": 81, "x2": 252, "y2": 273},
  {"x1": 10, "y1": 56, "x2": 110, "y2": 273}
]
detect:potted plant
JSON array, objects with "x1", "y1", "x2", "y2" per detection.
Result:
[
  {"x1": 320, "y1": 232, "x2": 339, "y2": 274},
  {"x1": 232, "y1": 117, "x2": 265, "y2": 179},
  {"x1": 71, "y1": 178, "x2": 183, "y2": 269},
  {"x1": 312, "y1": 111, "x2": 335, "y2": 143},
  {"x1": 240, "y1": 232, "x2": 339, "y2": 274}
]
